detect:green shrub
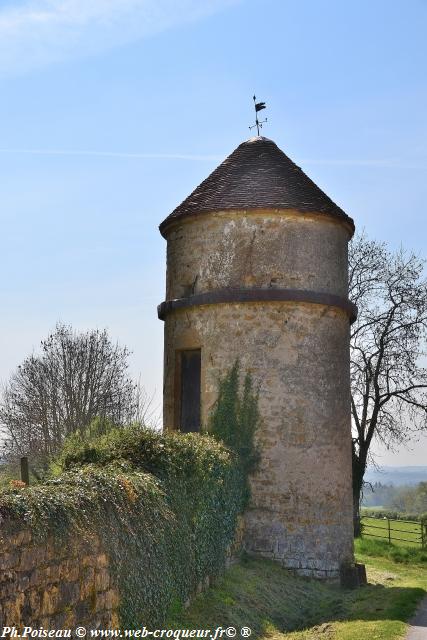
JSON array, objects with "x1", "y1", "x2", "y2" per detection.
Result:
[
  {"x1": 1, "y1": 365, "x2": 259, "y2": 628},
  {"x1": 1, "y1": 427, "x2": 246, "y2": 628}
]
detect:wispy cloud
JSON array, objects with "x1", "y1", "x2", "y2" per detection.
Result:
[
  {"x1": 0, "y1": 0, "x2": 237, "y2": 75},
  {"x1": 0, "y1": 147, "x2": 222, "y2": 161},
  {"x1": 0, "y1": 147, "x2": 425, "y2": 170}
]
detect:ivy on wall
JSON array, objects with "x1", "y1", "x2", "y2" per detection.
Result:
[
  {"x1": 0, "y1": 363, "x2": 260, "y2": 628},
  {"x1": 209, "y1": 361, "x2": 260, "y2": 502},
  {"x1": 0, "y1": 428, "x2": 245, "y2": 627}
]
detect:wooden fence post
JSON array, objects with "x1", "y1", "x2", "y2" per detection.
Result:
[
  {"x1": 20, "y1": 456, "x2": 30, "y2": 485},
  {"x1": 387, "y1": 518, "x2": 391, "y2": 544}
]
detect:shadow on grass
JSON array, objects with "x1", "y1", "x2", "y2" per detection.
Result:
[{"x1": 167, "y1": 556, "x2": 425, "y2": 638}]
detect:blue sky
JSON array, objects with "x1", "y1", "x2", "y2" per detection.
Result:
[{"x1": 0, "y1": 0, "x2": 426, "y2": 465}]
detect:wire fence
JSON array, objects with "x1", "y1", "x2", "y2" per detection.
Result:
[{"x1": 361, "y1": 515, "x2": 426, "y2": 548}]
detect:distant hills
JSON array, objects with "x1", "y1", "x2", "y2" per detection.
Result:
[{"x1": 365, "y1": 466, "x2": 427, "y2": 486}]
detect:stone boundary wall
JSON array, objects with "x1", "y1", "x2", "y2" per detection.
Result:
[
  {"x1": 0, "y1": 515, "x2": 246, "y2": 630},
  {"x1": 0, "y1": 523, "x2": 119, "y2": 630}
]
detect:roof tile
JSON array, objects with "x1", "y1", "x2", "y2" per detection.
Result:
[{"x1": 159, "y1": 136, "x2": 354, "y2": 236}]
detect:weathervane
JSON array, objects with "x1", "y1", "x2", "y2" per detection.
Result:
[{"x1": 249, "y1": 95, "x2": 267, "y2": 135}]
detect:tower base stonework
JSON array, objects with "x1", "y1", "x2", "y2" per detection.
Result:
[{"x1": 162, "y1": 300, "x2": 354, "y2": 577}]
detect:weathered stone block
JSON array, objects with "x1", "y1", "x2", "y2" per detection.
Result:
[
  {"x1": 63, "y1": 607, "x2": 76, "y2": 628},
  {"x1": 20, "y1": 548, "x2": 45, "y2": 572},
  {"x1": 26, "y1": 589, "x2": 41, "y2": 619},
  {"x1": 79, "y1": 566, "x2": 95, "y2": 600},
  {"x1": 45, "y1": 563, "x2": 61, "y2": 583},
  {"x1": 104, "y1": 589, "x2": 119, "y2": 610},
  {"x1": 0, "y1": 553, "x2": 19, "y2": 571},
  {"x1": 110, "y1": 612, "x2": 120, "y2": 628},
  {"x1": 94, "y1": 569, "x2": 110, "y2": 592},
  {"x1": 0, "y1": 570, "x2": 16, "y2": 586},
  {"x1": 75, "y1": 600, "x2": 90, "y2": 620},
  {"x1": 60, "y1": 561, "x2": 79, "y2": 583},
  {"x1": 95, "y1": 592, "x2": 106, "y2": 613},
  {"x1": 96, "y1": 554, "x2": 108, "y2": 568},
  {"x1": 40, "y1": 585, "x2": 60, "y2": 616},
  {"x1": 299, "y1": 568, "x2": 315, "y2": 578},
  {"x1": 282, "y1": 558, "x2": 300, "y2": 569},
  {"x1": 16, "y1": 572, "x2": 30, "y2": 592},
  {"x1": 82, "y1": 555, "x2": 96, "y2": 568},
  {"x1": 314, "y1": 570, "x2": 327, "y2": 579},
  {"x1": 51, "y1": 612, "x2": 67, "y2": 628},
  {"x1": 251, "y1": 538, "x2": 274, "y2": 553},
  {"x1": 2, "y1": 592, "x2": 24, "y2": 626},
  {"x1": 59, "y1": 581, "x2": 80, "y2": 607}
]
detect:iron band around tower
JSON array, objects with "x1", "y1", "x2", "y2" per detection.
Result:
[{"x1": 158, "y1": 288, "x2": 358, "y2": 323}]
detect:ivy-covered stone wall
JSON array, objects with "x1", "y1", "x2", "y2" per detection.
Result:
[
  {"x1": 0, "y1": 428, "x2": 246, "y2": 630},
  {"x1": 0, "y1": 526, "x2": 119, "y2": 629}
]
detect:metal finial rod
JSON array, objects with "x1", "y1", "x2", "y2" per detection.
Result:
[{"x1": 249, "y1": 94, "x2": 267, "y2": 135}]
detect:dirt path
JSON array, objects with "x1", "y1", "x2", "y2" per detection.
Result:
[{"x1": 405, "y1": 596, "x2": 427, "y2": 640}]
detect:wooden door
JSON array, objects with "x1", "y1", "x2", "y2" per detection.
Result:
[{"x1": 180, "y1": 349, "x2": 201, "y2": 432}]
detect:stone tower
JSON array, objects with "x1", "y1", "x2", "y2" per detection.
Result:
[{"x1": 158, "y1": 136, "x2": 356, "y2": 578}]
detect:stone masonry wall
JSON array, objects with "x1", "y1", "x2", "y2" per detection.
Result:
[
  {"x1": 0, "y1": 523, "x2": 119, "y2": 630},
  {"x1": 0, "y1": 517, "x2": 245, "y2": 631},
  {"x1": 162, "y1": 208, "x2": 355, "y2": 578},
  {"x1": 165, "y1": 209, "x2": 351, "y2": 300},
  {"x1": 163, "y1": 302, "x2": 354, "y2": 578}
]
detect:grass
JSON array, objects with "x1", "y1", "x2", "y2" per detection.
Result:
[
  {"x1": 357, "y1": 536, "x2": 427, "y2": 563},
  {"x1": 167, "y1": 539, "x2": 427, "y2": 640},
  {"x1": 361, "y1": 516, "x2": 423, "y2": 548}
]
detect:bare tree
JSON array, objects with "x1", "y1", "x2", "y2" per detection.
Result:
[
  {"x1": 349, "y1": 234, "x2": 427, "y2": 533},
  {"x1": 133, "y1": 377, "x2": 161, "y2": 430},
  {"x1": 0, "y1": 323, "x2": 138, "y2": 463}
]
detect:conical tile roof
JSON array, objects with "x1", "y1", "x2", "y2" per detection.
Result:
[{"x1": 159, "y1": 136, "x2": 354, "y2": 236}]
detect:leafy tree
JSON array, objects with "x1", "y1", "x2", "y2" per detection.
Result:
[
  {"x1": 390, "y1": 482, "x2": 427, "y2": 514},
  {"x1": 361, "y1": 481, "x2": 398, "y2": 508},
  {"x1": 349, "y1": 234, "x2": 427, "y2": 532},
  {"x1": 0, "y1": 323, "x2": 138, "y2": 464}
]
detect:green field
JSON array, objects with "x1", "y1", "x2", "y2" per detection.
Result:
[{"x1": 361, "y1": 517, "x2": 424, "y2": 548}]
